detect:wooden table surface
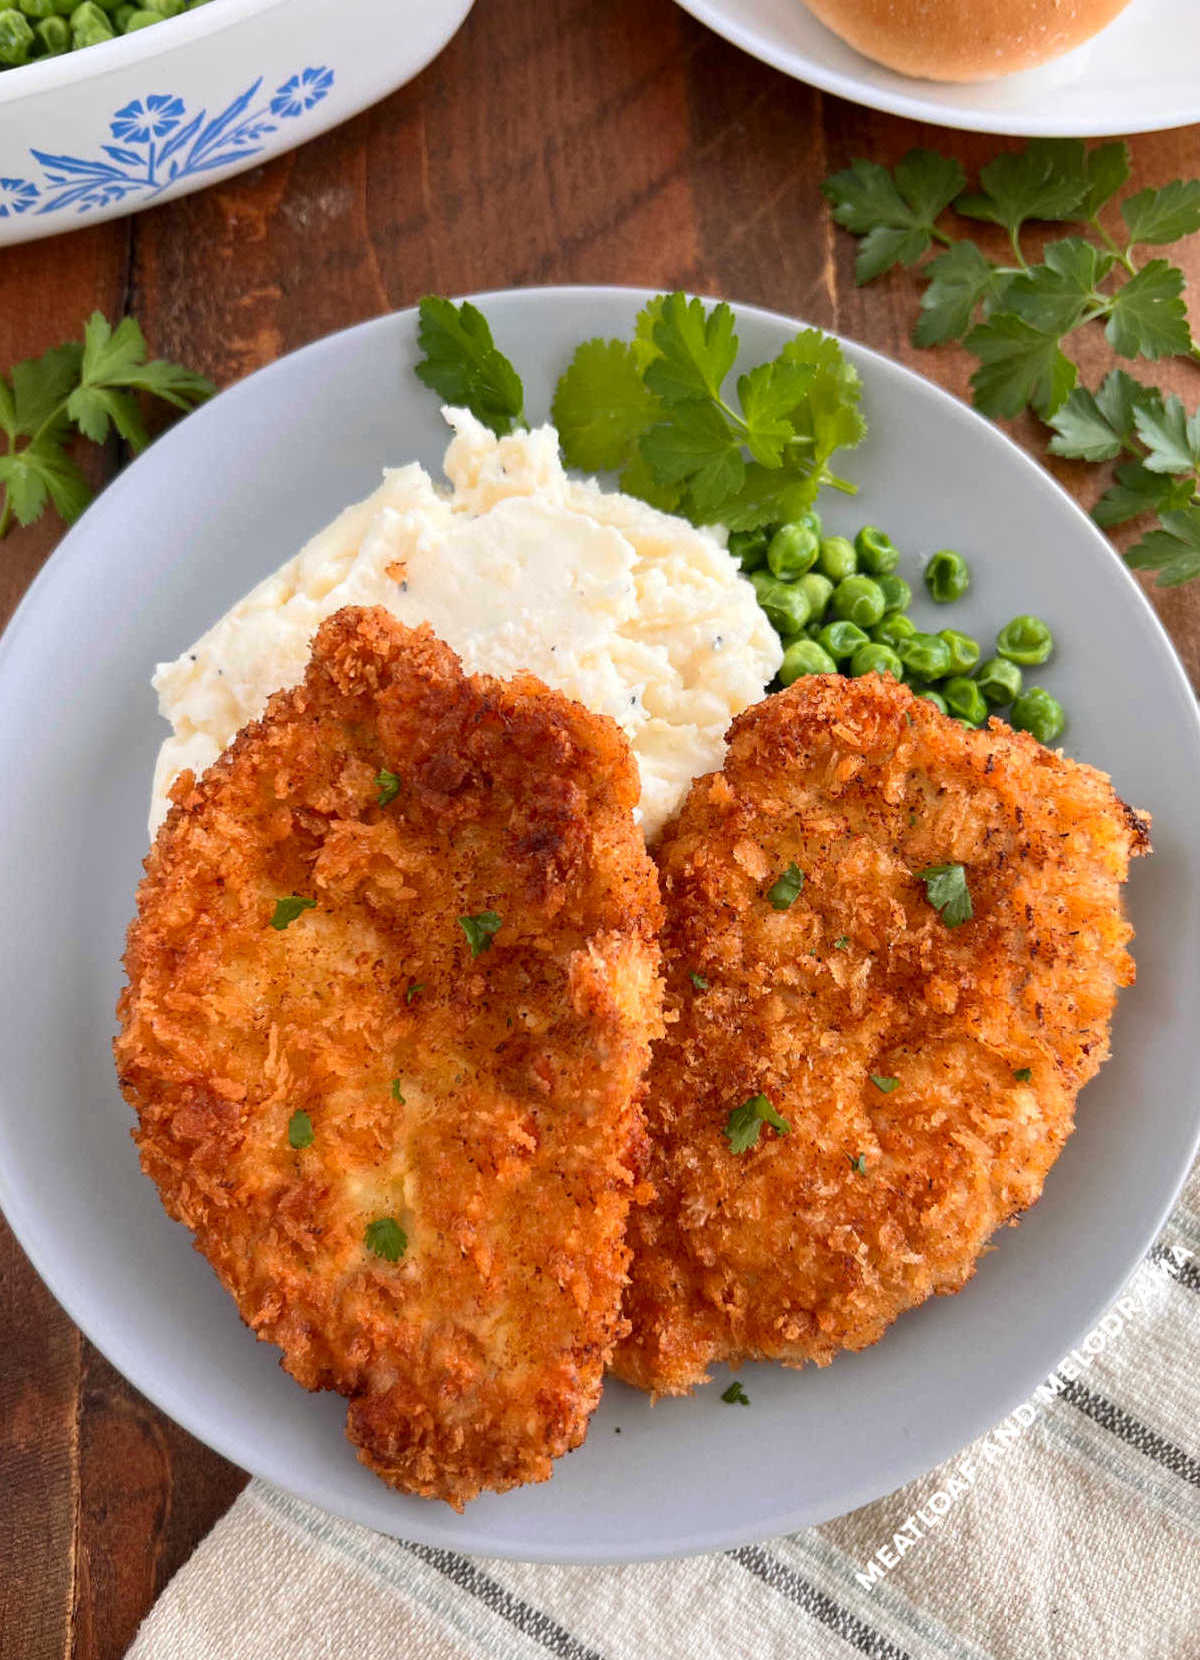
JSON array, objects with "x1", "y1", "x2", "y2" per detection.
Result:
[{"x1": 2, "y1": 2, "x2": 1198, "y2": 1654}]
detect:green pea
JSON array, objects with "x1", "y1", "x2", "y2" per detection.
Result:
[
  {"x1": 943, "y1": 677, "x2": 988, "y2": 725},
  {"x1": 924, "y1": 549, "x2": 971, "y2": 603},
  {"x1": 818, "y1": 620, "x2": 869, "y2": 661},
  {"x1": 728, "y1": 528, "x2": 769, "y2": 573},
  {"x1": 70, "y1": 0, "x2": 112, "y2": 41},
  {"x1": 876, "y1": 617, "x2": 922, "y2": 647},
  {"x1": 831, "y1": 574, "x2": 886, "y2": 629},
  {"x1": 876, "y1": 573, "x2": 912, "y2": 614},
  {"x1": 899, "y1": 632, "x2": 952, "y2": 681},
  {"x1": 938, "y1": 629, "x2": 980, "y2": 677},
  {"x1": 872, "y1": 612, "x2": 916, "y2": 648},
  {"x1": 34, "y1": 12, "x2": 68, "y2": 45},
  {"x1": 751, "y1": 572, "x2": 811, "y2": 636},
  {"x1": 20, "y1": 0, "x2": 74, "y2": 18},
  {"x1": 976, "y1": 656, "x2": 1022, "y2": 707},
  {"x1": 120, "y1": 3, "x2": 160, "y2": 22},
  {"x1": 146, "y1": 0, "x2": 185, "y2": 11},
  {"x1": 768, "y1": 521, "x2": 819, "y2": 580},
  {"x1": 113, "y1": 0, "x2": 134, "y2": 18},
  {"x1": 797, "y1": 571, "x2": 834, "y2": 623},
  {"x1": 850, "y1": 642, "x2": 903, "y2": 680},
  {"x1": 0, "y1": 8, "x2": 34, "y2": 60},
  {"x1": 1010, "y1": 687, "x2": 1065, "y2": 745},
  {"x1": 817, "y1": 535, "x2": 857, "y2": 582},
  {"x1": 780, "y1": 638, "x2": 838, "y2": 685},
  {"x1": 995, "y1": 614, "x2": 1054, "y2": 667},
  {"x1": 855, "y1": 525, "x2": 900, "y2": 575},
  {"x1": 803, "y1": 620, "x2": 825, "y2": 642},
  {"x1": 918, "y1": 690, "x2": 948, "y2": 714}
]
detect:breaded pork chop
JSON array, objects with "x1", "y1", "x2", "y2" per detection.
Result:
[
  {"x1": 116, "y1": 607, "x2": 663, "y2": 1507},
  {"x1": 615, "y1": 673, "x2": 1148, "y2": 1396}
]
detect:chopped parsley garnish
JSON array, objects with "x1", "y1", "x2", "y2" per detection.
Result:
[
  {"x1": 870, "y1": 1075, "x2": 899, "y2": 1093},
  {"x1": 689, "y1": 971, "x2": 710, "y2": 991},
  {"x1": 391, "y1": 1079, "x2": 405, "y2": 1102},
  {"x1": 721, "y1": 1380, "x2": 750, "y2": 1406},
  {"x1": 405, "y1": 982, "x2": 425, "y2": 1004},
  {"x1": 767, "y1": 863, "x2": 806, "y2": 911},
  {"x1": 287, "y1": 1111, "x2": 314, "y2": 1149},
  {"x1": 833, "y1": 936, "x2": 850, "y2": 950},
  {"x1": 459, "y1": 910, "x2": 503, "y2": 957},
  {"x1": 725, "y1": 1093, "x2": 791, "y2": 1154},
  {"x1": 849, "y1": 1153, "x2": 869, "y2": 1175},
  {"x1": 375, "y1": 769, "x2": 401, "y2": 806},
  {"x1": 270, "y1": 894, "x2": 316, "y2": 931},
  {"x1": 1013, "y1": 1066, "x2": 1033, "y2": 1083},
  {"x1": 364, "y1": 1217, "x2": 407, "y2": 1262},
  {"x1": 916, "y1": 862, "x2": 973, "y2": 927}
]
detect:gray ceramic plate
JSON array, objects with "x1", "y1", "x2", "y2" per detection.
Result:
[{"x1": 1, "y1": 289, "x2": 1197, "y2": 1564}]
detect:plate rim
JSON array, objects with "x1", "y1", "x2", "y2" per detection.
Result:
[
  {"x1": 1, "y1": 284, "x2": 1198, "y2": 1563},
  {"x1": 672, "y1": 0, "x2": 1200, "y2": 137}
]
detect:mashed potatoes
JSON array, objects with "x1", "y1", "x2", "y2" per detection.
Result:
[{"x1": 150, "y1": 409, "x2": 781, "y2": 841}]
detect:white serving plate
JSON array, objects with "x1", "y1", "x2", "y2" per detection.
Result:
[
  {"x1": 1, "y1": 287, "x2": 1198, "y2": 1563},
  {"x1": 675, "y1": 0, "x2": 1200, "y2": 136},
  {"x1": 0, "y1": 0, "x2": 474, "y2": 246}
]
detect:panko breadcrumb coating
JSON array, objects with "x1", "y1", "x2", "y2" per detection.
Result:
[
  {"x1": 116, "y1": 607, "x2": 663, "y2": 1508},
  {"x1": 614, "y1": 673, "x2": 1149, "y2": 1397}
]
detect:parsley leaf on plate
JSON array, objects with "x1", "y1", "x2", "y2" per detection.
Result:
[
  {"x1": 725, "y1": 1094, "x2": 791, "y2": 1154},
  {"x1": 414, "y1": 296, "x2": 525, "y2": 436},
  {"x1": 551, "y1": 338, "x2": 660, "y2": 472},
  {"x1": 916, "y1": 863, "x2": 973, "y2": 928},
  {"x1": 721, "y1": 1380, "x2": 750, "y2": 1405}
]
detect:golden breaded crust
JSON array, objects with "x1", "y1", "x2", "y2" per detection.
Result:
[
  {"x1": 614, "y1": 673, "x2": 1149, "y2": 1396},
  {"x1": 116, "y1": 607, "x2": 663, "y2": 1507}
]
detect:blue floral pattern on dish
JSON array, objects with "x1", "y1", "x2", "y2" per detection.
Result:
[
  {"x1": 26, "y1": 67, "x2": 334, "y2": 217},
  {"x1": 0, "y1": 177, "x2": 40, "y2": 218}
]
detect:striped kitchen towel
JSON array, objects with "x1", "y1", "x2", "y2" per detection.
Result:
[{"x1": 127, "y1": 1157, "x2": 1200, "y2": 1660}]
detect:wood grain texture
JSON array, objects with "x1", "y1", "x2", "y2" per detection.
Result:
[{"x1": 0, "y1": 1, "x2": 1198, "y2": 1653}]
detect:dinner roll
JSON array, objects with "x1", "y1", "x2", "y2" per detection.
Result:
[{"x1": 803, "y1": 0, "x2": 1135, "y2": 82}]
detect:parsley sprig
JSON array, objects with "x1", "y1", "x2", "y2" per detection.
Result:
[
  {"x1": 1048, "y1": 369, "x2": 1200, "y2": 586},
  {"x1": 0, "y1": 312, "x2": 213, "y2": 539},
  {"x1": 823, "y1": 141, "x2": 1200, "y2": 586},
  {"x1": 415, "y1": 292, "x2": 866, "y2": 534},
  {"x1": 553, "y1": 293, "x2": 866, "y2": 530}
]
